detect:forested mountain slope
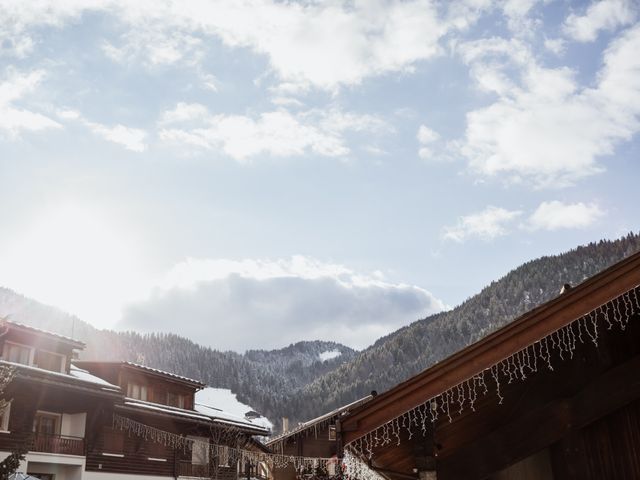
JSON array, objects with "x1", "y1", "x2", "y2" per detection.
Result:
[
  {"x1": 1, "y1": 233, "x2": 639, "y2": 429},
  {"x1": 284, "y1": 233, "x2": 640, "y2": 422},
  {"x1": 0, "y1": 288, "x2": 355, "y2": 420}
]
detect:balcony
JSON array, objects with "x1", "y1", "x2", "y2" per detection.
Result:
[{"x1": 31, "y1": 433, "x2": 85, "y2": 456}]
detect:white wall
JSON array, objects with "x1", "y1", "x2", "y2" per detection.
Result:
[{"x1": 61, "y1": 412, "x2": 87, "y2": 438}]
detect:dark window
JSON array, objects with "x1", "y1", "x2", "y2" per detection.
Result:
[
  {"x1": 167, "y1": 392, "x2": 185, "y2": 408},
  {"x1": 328, "y1": 425, "x2": 336, "y2": 441},
  {"x1": 34, "y1": 413, "x2": 60, "y2": 435},
  {"x1": 3, "y1": 342, "x2": 31, "y2": 365},
  {"x1": 36, "y1": 350, "x2": 64, "y2": 372}
]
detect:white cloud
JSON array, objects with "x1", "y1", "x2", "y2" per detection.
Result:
[
  {"x1": 417, "y1": 124, "x2": 441, "y2": 160},
  {"x1": 102, "y1": 29, "x2": 204, "y2": 67},
  {"x1": 158, "y1": 103, "x2": 387, "y2": 162},
  {"x1": 502, "y1": 0, "x2": 543, "y2": 35},
  {"x1": 0, "y1": 0, "x2": 478, "y2": 92},
  {"x1": 525, "y1": 200, "x2": 604, "y2": 231},
  {"x1": 544, "y1": 37, "x2": 566, "y2": 55},
  {"x1": 58, "y1": 108, "x2": 147, "y2": 152},
  {"x1": 457, "y1": 25, "x2": 640, "y2": 188},
  {"x1": 443, "y1": 206, "x2": 522, "y2": 242},
  {"x1": 119, "y1": 256, "x2": 446, "y2": 351},
  {"x1": 564, "y1": 0, "x2": 637, "y2": 42},
  {"x1": 0, "y1": 67, "x2": 60, "y2": 137}
]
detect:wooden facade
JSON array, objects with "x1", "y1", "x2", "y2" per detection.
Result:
[
  {"x1": 266, "y1": 396, "x2": 371, "y2": 480},
  {"x1": 338, "y1": 251, "x2": 640, "y2": 480}
]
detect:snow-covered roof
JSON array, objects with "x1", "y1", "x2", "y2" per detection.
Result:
[
  {"x1": 69, "y1": 364, "x2": 120, "y2": 389},
  {"x1": 2, "y1": 360, "x2": 121, "y2": 395},
  {"x1": 121, "y1": 398, "x2": 269, "y2": 434},
  {"x1": 3, "y1": 320, "x2": 85, "y2": 348},
  {"x1": 121, "y1": 361, "x2": 205, "y2": 387},
  {"x1": 266, "y1": 395, "x2": 373, "y2": 445},
  {"x1": 73, "y1": 360, "x2": 205, "y2": 387},
  {"x1": 195, "y1": 387, "x2": 274, "y2": 432}
]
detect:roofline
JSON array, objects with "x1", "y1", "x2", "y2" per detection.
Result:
[
  {"x1": 1, "y1": 320, "x2": 85, "y2": 349},
  {"x1": 3, "y1": 361, "x2": 123, "y2": 399},
  {"x1": 266, "y1": 395, "x2": 372, "y2": 445},
  {"x1": 342, "y1": 250, "x2": 640, "y2": 441},
  {"x1": 117, "y1": 402, "x2": 269, "y2": 435},
  {"x1": 73, "y1": 360, "x2": 206, "y2": 388}
]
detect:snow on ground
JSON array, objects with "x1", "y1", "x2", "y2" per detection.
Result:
[
  {"x1": 196, "y1": 387, "x2": 274, "y2": 432},
  {"x1": 319, "y1": 350, "x2": 341, "y2": 361}
]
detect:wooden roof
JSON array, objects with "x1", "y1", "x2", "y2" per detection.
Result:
[{"x1": 342, "y1": 250, "x2": 640, "y2": 444}]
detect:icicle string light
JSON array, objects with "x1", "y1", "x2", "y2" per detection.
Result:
[
  {"x1": 346, "y1": 286, "x2": 640, "y2": 457},
  {"x1": 112, "y1": 414, "x2": 335, "y2": 473}
]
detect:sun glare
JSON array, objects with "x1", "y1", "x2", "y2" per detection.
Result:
[{"x1": 0, "y1": 205, "x2": 147, "y2": 328}]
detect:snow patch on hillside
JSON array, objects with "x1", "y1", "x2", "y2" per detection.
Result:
[
  {"x1": 319, "y1": 350, "x2": 341, "y2": 361},
  {"x1": 196, "y1": 387, "x2": 273, "y2": 431}
]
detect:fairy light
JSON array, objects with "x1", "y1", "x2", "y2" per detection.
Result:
[{"x1": 345, "y1": 286, "x2": 640, "y2": 461}]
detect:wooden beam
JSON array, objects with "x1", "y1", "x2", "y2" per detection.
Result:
[
  {"x1": 343, "y1": 253, "x2": 640, "y2": 443},
  {"x1": 437, "y1": 352, "x2": 640, "y2": 480}
]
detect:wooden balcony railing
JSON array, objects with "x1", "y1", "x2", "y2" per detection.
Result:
[
  {"x1": 178, "y1": 461, "x2": 210, "y2": 478},
  {"x1": 32, "y1": 433, "x2": 85, "y2": 456}
]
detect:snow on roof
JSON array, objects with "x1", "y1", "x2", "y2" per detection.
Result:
[
  {"x1": 122, "y1": 361, "x2": 206, "y2": 387},
  {"x1": 266, "y1": 395, "x2": 372, "y2": 445},
  {"x1": 74, "y1": 360, "x2": 205, "y2": 387},
  {"x1": 122, "y1": 398, "x2": 269, "y2": 433},
  {"x1": 3, "y1": 320, "x2": 85, "y2": 348},
  {"x1": 2, "y1": 360, "x2": 120, "y2": 394},
  {"x1": 195, "y1": 387, "x2": 274, "y2": 432},
  {"x1": 70, "y1": 364, "x2": 120, "y2": 389}
]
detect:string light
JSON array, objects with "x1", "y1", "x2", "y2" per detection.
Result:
[
  {"x1": 346, "y1": 286, "x2": 639, "y2": 459},
  {"x1": 112, "y1": 414, "x2": 334, "y2": 473}
]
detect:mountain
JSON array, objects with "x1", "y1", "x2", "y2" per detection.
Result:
[
  {"x1": 284, "y1": 233, "x2": 640, "y2": 421},
  {"x1": 0, "y1": 288, "x2": 356, "y2": 422},
  {"x1": 1, "y1": 232, "x2": 640, "y2": 429}
]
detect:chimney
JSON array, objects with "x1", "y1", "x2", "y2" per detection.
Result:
[{"x1": 282, "y1": 417, "x2": 289, "y2": 433}]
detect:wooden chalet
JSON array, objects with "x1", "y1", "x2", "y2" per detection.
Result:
[
  {"x1": 0, "y1": 321, "x2": 271, "y2": 480},
  {"x1": 339, "y1": 251, "x2": 640, "y2": 480},
  {"x1": 74, "y1": 361, "x2": 271, "y2": 480},
  {"x1": 0, "y1": 321, "x2": 121, "y2": 480},
  {"x1": 266, "y1": 396, "x2": 372, "y2": 480}
]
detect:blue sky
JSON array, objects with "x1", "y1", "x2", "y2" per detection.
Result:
[{"x1": 0, "y1": 0, "x2": 638, "y2": 351}]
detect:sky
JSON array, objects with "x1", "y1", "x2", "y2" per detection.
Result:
[{"x1": 0, "y1": 0, "x2": 639, "y2": 352}]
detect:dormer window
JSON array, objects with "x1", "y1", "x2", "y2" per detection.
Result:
[
  {"x1": 127, "y1": 383, "x2": 148, "y2": 401},
  {"x1": 167, "y1": 392, "x2": 186, "y2": 409},
  {"x1": 3, "y1": 341, "x2": 33, "y2": 366},
  {"x1": 35, "y1": 350, "x2": 66, "y2": 373}
]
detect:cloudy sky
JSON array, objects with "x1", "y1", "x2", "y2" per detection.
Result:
[{"x1": 0, "y1": 0, "x2": 638, "y2": 352}]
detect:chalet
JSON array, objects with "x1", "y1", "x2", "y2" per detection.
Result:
[
  {"x1": 0, "y1": 321, "x2": 122, "y2": 480},
  {"x1": 0, "y1": 321, "x2": 271, "y2": 480},
  {"x1": 266, "y1": 395, "x2": 372, "y2": 480},
  {"x1": 74, "y1": 360, "x2": 270, "y2": 480},
  {"x1": 339, "y1": 251, "x2": 640, "y2": 480}
]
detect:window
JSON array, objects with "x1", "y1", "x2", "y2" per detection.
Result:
[
  {"x1": 35, "y1": 350, "x2": 65, "y2": 373},
  {"x1": 34, "y1": 412, "x2": 61, "y2": 436},
  {"x1": 328, "y1": 425, "x2": 336, "y2": 441},
  {"x1": 167, "y1": 392, "x2": 185, "y2": 409},
  {"x1": 189, "y1": 436, "x2": 209, "y2": 465},
  {"x1": 3, "y1": 342, "x2": 32, "y2": 366},
  {"x1": 127, "y1": 383, "x2": 148, "y2": 401},
  {"x1": 0, "y1": 401, "x2": 11, "y2": 432}
]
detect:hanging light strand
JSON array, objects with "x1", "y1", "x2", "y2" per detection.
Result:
[
  {"x1": 347, "y1": 285, "x2": 640, "y2": 457},
  {"x1": 112, "y1": 414, "x2": 335, "y2": 473}
]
